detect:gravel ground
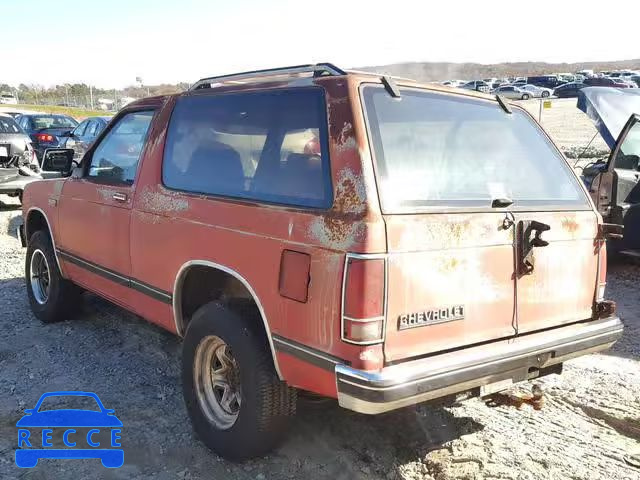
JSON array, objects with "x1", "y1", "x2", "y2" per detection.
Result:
[{"x1": 1, "y1": 101, "x2": 639, "y2": 479}]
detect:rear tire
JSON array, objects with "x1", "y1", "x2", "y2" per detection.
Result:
[
  {"x1": 25, "y1": 230, "x2": 82, "y2": 323},
  {"x1": 541, "y1": 91, "x2": 550, "y2": 98},
  {"x1": 182, "y1": 301, "x2": 296, "y2": 461},
  {"x1": 522, "y1": 93, "x2": 530, "y2": 100}
]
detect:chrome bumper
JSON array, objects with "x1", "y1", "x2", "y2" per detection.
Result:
[{"x1": 336, "y1": 316, "x2": 623, "y2": 414}]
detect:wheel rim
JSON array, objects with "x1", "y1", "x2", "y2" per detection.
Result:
[
  {"x1": 29, "y1": 249, "x2": 50, "y2": 305},
  {"x1": 193, "y1": 335, "x2": 241, "y2": 430}
]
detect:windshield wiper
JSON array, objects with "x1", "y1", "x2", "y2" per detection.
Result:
[{"x1": 491, "y1": 197, "x2": 513, "y2": 208}]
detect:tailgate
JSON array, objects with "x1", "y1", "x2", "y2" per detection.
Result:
[
  {"x1": 383, "y1": 213, "x2": 517, "y2": 362},
  {"x1": 514, "y1": 210, "x2": 599, "y2": 333}
]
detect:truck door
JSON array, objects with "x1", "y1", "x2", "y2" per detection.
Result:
[
  {"x1": 591, "y1": 115, "x2": 640, "y2": 251},
  {"x1": 57, "y1": 110, "x2": 154, "y2": 305}
]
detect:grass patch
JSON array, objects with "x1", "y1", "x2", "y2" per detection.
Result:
[{"x1": 3, "y1": 104, "x2": 111, "y2": 120}]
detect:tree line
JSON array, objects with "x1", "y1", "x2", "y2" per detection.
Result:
[{"x1": 0, "y1": 82, "x2": 190, "y2": 106}]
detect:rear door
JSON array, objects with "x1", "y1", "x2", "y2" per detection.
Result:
[{"x1": 361, "y1": 85, "x2": 594, "y2": 363}]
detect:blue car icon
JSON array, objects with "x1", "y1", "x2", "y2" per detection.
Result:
[{"x1": 16, "y1": 391, "x2": 123, "y2": 468}]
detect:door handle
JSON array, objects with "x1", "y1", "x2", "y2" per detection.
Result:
[{"x1": 112, "y1": 192, "x2": 127, "y2": 202}]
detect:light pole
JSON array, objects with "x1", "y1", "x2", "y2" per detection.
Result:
[{"x1": 136, "y1": 76, "x2": 149, "y2": 97}]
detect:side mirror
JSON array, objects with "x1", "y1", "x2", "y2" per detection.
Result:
[
  {"x1": 41, "y1": 148, "x2": 74, "y2": 175},
  {"x1": 23, "y1": 409, "x2": 34, "y2": 415}
]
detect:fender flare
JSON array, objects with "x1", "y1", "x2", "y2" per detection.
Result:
[
  {"x1": 173, "y1": 260, "x2": 283, "y2": 379},
  {"x1": 25, "y1": 207, "x2": 66, "y2": 277}
]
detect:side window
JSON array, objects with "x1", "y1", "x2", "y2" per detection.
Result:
[
  {"x1": 614, "y1": 121, "x2": 640, "y2": 170},
  {"x1": 162, "y1": 89, "x2": 332, "y2": 208},
  {"x1": 74, "y1": 120, "x2": 88, "y2": 137},
  {"x1": 87, "y1": 111, "x2": 154, "y2": 184},
  {"x1": 85, "y1": 120, "x2": 99, "y2": 137}
]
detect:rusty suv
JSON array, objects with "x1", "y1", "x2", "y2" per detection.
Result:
[{"x1": 18, "y1": 63, "x2": 623, "y2": 460}]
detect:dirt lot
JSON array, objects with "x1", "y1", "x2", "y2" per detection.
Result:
[{"x1": 1, "y1": 99, "x2": 638, "y2": 480}]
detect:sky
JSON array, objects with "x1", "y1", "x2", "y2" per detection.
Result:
[{"x1": 4, "y1": 0, "x2": 639, "y2": 89}]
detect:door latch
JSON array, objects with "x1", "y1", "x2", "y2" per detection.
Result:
[
  {"x1": 517, "y1": 220, "x2": 550, "y2": 276},
  {"x1": 112, "y1": 192, "x2": 127, "y2": 202}
]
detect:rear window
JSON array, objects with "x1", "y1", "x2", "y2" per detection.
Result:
[
  {"x1": 362, "y1": 86, "x2": 589, "y2": 211},
  {"x1": 30, "y1": 115, "x2": 77, "y2": 129},
  {"x1": 162, "y1": 88, "x2": 332, "y2": 208},
  {"x1": 0, "y1": 116, "x2": 22, "y2": 134}
]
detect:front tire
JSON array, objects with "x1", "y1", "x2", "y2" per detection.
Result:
[
  {"x1": 182, "y1": 302, "x2": 296, "y2": 461},
  {"x1": 25, "y1": 230, "x2": 82, "y2": 323},
  {"x1": 522, "y1": 93, "x2": 530, "y2": 100}
]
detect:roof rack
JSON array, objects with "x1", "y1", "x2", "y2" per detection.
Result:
[{"x1": 189, "y1": 63, "x2": 348, "y2": 91}]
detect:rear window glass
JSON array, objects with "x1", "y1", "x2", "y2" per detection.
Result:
[
  {"x1": 162, "y1": 88, "x2": 332, "y2": 208},
  {"x1": 30, "y1": 115, "x2": 78, "y2": 129},
  {"x1": 0, "y1": 116, "x2": 22, "y2": 134},
  {"x1": 362, "y1": 86, "x2": 589, "y2": 211}
]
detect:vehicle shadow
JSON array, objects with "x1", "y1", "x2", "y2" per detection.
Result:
[
  {"x1": 601, "y1": 260, "x2": 639, "y2": 361},
  {"x1": 0, "y1": 198, "x2": 21, "y2": 211},
  {"x1": 281, "y1": 395, "x2": 484, "y2": 479},
  {"x1": 0, "y1": 274, "x2": 485, "y2": 480}
]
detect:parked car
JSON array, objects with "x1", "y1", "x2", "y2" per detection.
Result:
[
  {"x1": 460, "y1": 80, "x2": 490, "y2": 93},
  {"x1": 441, "y1": 80, "x2": 465, "y2": 88},
  {"x1": 63, "y1": 116, "x2": 112, "y2": 160},
  {"x1": 0, "y1": 92, "x2": 18, "y2": 105},
  {"x1": 526, "y1": 75, "x2": 567, "y2": 89},
  {"x1": 18, "y1": 63, "x2": 623, "y2": 461},
  {"x1": 553, "y1": 82, "x2": 588, "y2": 98},
  {"x1": 631, "y1": 75, "x2": 640, "y2": 87},
  {"x1": 493, "y1": 85, "x2": 532, "y2": 100},
  {"x1": 0, "y1": 111, "x2": 22, "y2": 119},
  {"x1": 584, "y1": 77, "x2": 631, "y2": 89},
  {"x1": 15, "y1": 114, "x2": 78, "y2": 161},
  {"x1": 0, "y1": 114, "x2": 40, "y2": 202},
  {"x1": 519, "y1": 84, "x2": 552, "y2": 98}
]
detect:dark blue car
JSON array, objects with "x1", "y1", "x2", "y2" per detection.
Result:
[
  {"x1": 16, "y1": 391, "x2": 123, "y2": 468},
  {"x1": 14, "y1": 114, "x2": 78, "y2": 161}
]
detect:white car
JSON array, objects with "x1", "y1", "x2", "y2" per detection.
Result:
[
  {"x1": 519, "y1": 84, "x2": 553, "y2": 98},
  {"x1": 441, "y1": 80, "x2": 465, "y2": 88},
  {"x1": 492, "y1": 85, "x2": 532, "y2": 100},
  {"x1": 0, "y1": 93, "x2": 18, "y2": 105}
]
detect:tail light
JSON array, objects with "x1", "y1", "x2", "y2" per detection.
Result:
[
  {"x1": 35, "y1": 133, "x2": 56, "y2": 143},
  {"x1": 341, "y1": 254, "x2": 387, "y2": 345}
]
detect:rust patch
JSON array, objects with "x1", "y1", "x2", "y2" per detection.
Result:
[
  {"x1": 334, "y1": 168, "x2": 366, "y2": 215},
  {"x1": 138, "y1": 187, "x2": 189, "y2": 214},
  {"x1": 308, "y1": 168, "x2": 367, "y2": 249},
  {"x1": 561, "y1": 217, "x2": 579, "y2": 234},
  {"x1": 438, "y1": 256, "x2": 461, "y2": 272},
  {"x1": 309, "y1": 218, "x2": 365, "y2": 250},
  {"x1": 334, "y1": 122, "x2": 357, "y2": 152}
]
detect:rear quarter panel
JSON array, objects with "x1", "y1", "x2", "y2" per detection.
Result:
[{"x1": 128, "y1": 80, "x2": 386, "y2": 396}]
